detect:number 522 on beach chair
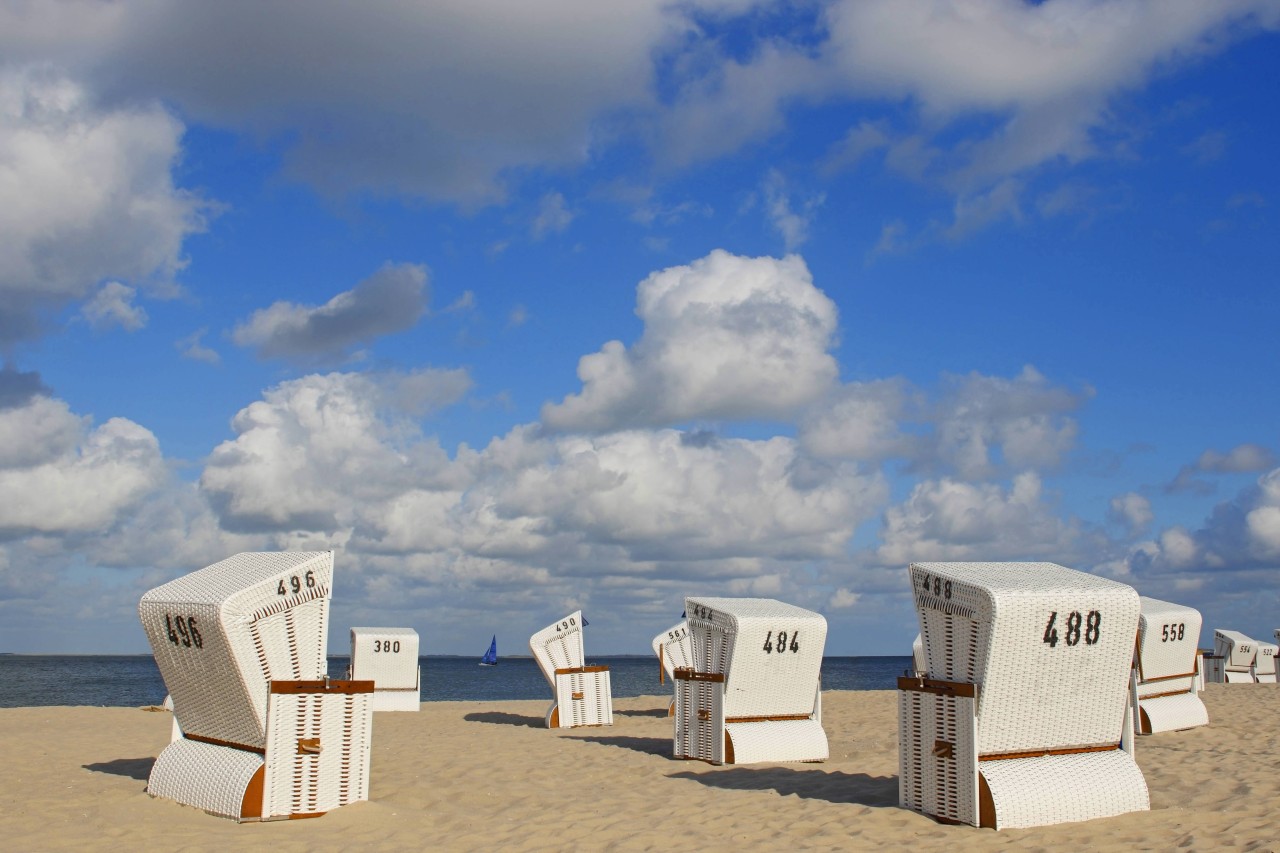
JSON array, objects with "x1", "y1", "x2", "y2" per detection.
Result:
[
  {"x1": 529, "y1": 611, "x2": 613, "y2": 728},
  {"x1": 899, "y1": 562, "x2": 1150, "y2": 831},
  {"x1": 674, "y1": 597, "x2": 827, "y2": 765},
  {"x1": 139, "y1": 551, "x2": 374, "y2": 821}
]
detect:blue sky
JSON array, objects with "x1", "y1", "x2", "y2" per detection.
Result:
[{"x1": 1, "y1": 0, "x2": 1278, "y2": 655}]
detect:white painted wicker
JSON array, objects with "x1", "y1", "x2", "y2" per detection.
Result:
[
  {"x1": 529, "y1": 611, "x2": 612, "y2": 728},
  {"x1": 899, "y1": 561, "x2": 1150, "y2": 830},
  {"x1": 1132, "y1": 597, "x2": 1207, "y2": 734},
  {"x1": 1253, "y1": 642, "x2": 1278, "y2": 683},
  {"x1": 911, "y1": 633, "x2": 925, "y2": 675},
  {"x1": 652, "y1": 621, "x2": 693, "y2": 716},
  {"x1": 673, "y1": 597, "x2": 827, "y2": 765},
  {"x1": 1202, "y1": 654, "x2": 1227, "y2": 684},
  {"x1": 138, "y1": 551, "x2": 374, "y2": 821},
  {"x1": 1213, "y1": 629, "x2": 1257, "y2": 682},
  {"x1": 349, "y1": 627, "x2": 421, "y2": 711}
]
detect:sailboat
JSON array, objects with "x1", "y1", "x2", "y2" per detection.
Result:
[{"x1": 479, "y1": 635, "x2": 498, "y2": 667}]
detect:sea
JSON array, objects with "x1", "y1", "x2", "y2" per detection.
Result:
[{"x1": 0, "y1": 654, "x2": 911, "y2": 708}]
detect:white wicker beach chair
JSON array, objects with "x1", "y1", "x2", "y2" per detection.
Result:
[
  {"x1": 347, "y1": 627, "x2": 421, "y2": 711},
  {"x1": 139, "y1": 551, "x2": 373, "y2": 821},
  {"x1": 652, "y1": 620, "x2": 693, "y2": 717},
  {"x1": 673, "y1": 597, "x2": 827, "y2": 766},
  {"x1": 529, "y1": 611, "x2": 612, "y2": 728},
  {"x1": 1252, "y1": 641, "x2": 1278, "y2": 683},
  {"x1": 1131, "y1": 597, "x2": 1208, "y2": 734},
  {"x1": 1212, "y1": 630, "x2": 1257, "y2": 683},
  {"x1": 899, "y1": 562, "x2": 1149, "y2": 830}
]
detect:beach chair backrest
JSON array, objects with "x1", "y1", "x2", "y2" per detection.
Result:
[
  {"x1": 529, "y1": 611, "x2": 586, "y2": 688},
  {"x1": 1135, "y1": 597, "x2": 1202, "y2": 698},
  {"x1": 350, "y1": 627, "x2": 419, "y2": 689},
  {"x1": 1254, "y1": 642, "x2": 1278, "y2": 680},
  {"x1": 684, "y1": 597, "x2": 826, "y2": 719},
  {"x1": 1213, "y1": 630, "x2": 1256, "y2": 670},
  {"x1": 652, "y1": 621, "x2": 693, "y2": 681},
  {"x1": 139, "y1": 551, "x2": 333, "y2": 751},
  {"x1": 910, "y1": 561, "x2": 1139, "y2": 756}
]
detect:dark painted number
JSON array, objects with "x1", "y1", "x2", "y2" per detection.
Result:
[
  {"x1": 1044, "y1": 610, "x2": 1101, "y2": 648},
  {"x1": 668, "y1": 628, "x2": 686, "y2": 641},
  {"x1": 277, "y1": 570, "x2": 318, "y2": 596},
  {"x1": 919, "y1": 573, "x2": 952, "y2": 600},
  {"x1": 373, "y1": 640, "x2": 401, "y2": 653},
  {"x1": 558, "y1": 617, "x2": 578, "y2": 631},
  {"x1": 1065, "y1": 611, "x2": 1082, "y2": 646},
  {"x1": 763, "y1": 629, "x2": 800, "y2": 655},
  {"x1": 1043, "y1": 611, "x2": 1059, "y2": 648},
  {"x1": 1084, "y1": 611, "x2": 1101, "y2": 645},
  {"x1": 1160, "y1": 622, "x2": 1186, "y2": 643},
  {"x1": 164, "y1": 614, "x2": 203, "y2": 649},
  {"x1": 763, "y1": 631, "x2": 773, "y2": 653},
  {"x1": 691, "y1": 604, "x2": 716, "y2": 621}
]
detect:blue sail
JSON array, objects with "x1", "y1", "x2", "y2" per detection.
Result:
[{"x1": 479, "y1": 635, "x2": 498, "y2": 666}]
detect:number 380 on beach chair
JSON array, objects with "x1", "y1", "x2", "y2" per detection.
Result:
[
  {"x1": 1131, "y1": 597, "x2": 1208, "y2": 734},
  {"x1": 347, "y1": 627, "x2": 421, "y2": 711},
  {"x1": 899, "y1": 562, "x2": 1150, "y2": 830},
  {"x1": 138, "y1": 551, "x2": 374, "y2": 821},
  {"x1": 529, "y1": 611, "x2": 613, "y2": 728},
  {"x1": 674, "y1": 597, "x2": 827, "y2": 765}
]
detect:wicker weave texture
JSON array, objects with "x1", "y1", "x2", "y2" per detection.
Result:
[
  {"x1": 673, "y1": 676, "x2": 725, "y2": 763},
  {"x1": 350, "y1": 628, "x2": 420, "y2": 689},
  {"x1": 684, "y1": 597, "x2": 826, "y2": 719},
  {"x1": 1135, "y1": 597, "x2": 1202, "y2": 699},
  {"x1": 1253, "y1": 643, "x2": 1278, "y2": 682},
  {"x1": 552, "y1": 670, "x2": 613, "y2": 727},
  {"x1": 139, "y1": 551, "x2": 333, "y2": 750},
  {"x1": 909, "y1": 562, "x2": 1139, "y2": 755},
  {"x1": 147, "y1": 738, "x2": 264, "y2": 820},
  {"x1": 911, "y1": 634, "x2": 925, "y2": 675},
  {"x1": 726, "y1": 718, "x2": 828, "y2": 764},
  {"x1": 529, "y1": 611, "x2": 587, "y2": 689},
  {"x1": 898, "y1": 689, "x2": 978, "y2": 825},
  {"x1": 651, "y1": 621, "x2": 693, "y2": 681},
  {"x1": 1139, "y1": 692, "x2": 1209, "y2": 733},
  {"x1": 1213, "y1": 629, "x2": 1257, "y2": 672},
  {"x1": 261, "y1": 688, "x2": 373, "y2": 818},
  {"x1": 980, "y1": 750, "x2": 1149, "y2": 830}
]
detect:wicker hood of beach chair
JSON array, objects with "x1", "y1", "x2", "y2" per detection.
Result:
[
  {"x1": 673, "y1": 597, "x2": 828, "y2": 766},
  {"x1": 138, "y1": 551, "x2": 374, "y2": 821},
  {"x1": 348, "y1": 627, "x2": 421, "y2": 711},
  {"x1": 1213, "y1": 629, "x2": 1259, "y2": 683},
  {"x1": 652, "y1": 620, "x2": 693, "y2": 716},
  {"x1": 1132, "y1": 597, "x2": 1208, "y2": 734},
  {"x1": 1252, "y1": 641, "x2": 1278, "y2": 683},
  {"x1": 899, "y1": 561, "x2": 1150, "y2": 831},
  {"x1": 529, "y1": 610, "x2": 613, "y2": 728}
]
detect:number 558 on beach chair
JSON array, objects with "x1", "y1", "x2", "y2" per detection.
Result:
[
  {"x1": 899, "y1": 562, "x2": 1149, "y2": 830},
  {"x1": 674, "y1": 597, "x2": 827, "y2": 765},
  {"x1": 1131, "y1": 597, "x2": 1208, "y2": 734},
  {"x1": 529, "y1": 611, "x2": 612, "y2": 728},
  {"x1": 139, "y1": 551, "x2": 374, "y2": 821},
  {"x1": 652, "y1": 620, "x2": 693, "y2": 717}
]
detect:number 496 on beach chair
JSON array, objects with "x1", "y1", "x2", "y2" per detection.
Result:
[{"x1": 139, "y1": 551, "x2": 374, "y2": 821}]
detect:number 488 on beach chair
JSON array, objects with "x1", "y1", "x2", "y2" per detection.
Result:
[
  {"x1": 674, "y1": 597, "x2": 827, "y2": 765},
  {"x1": 529, "y1": 611, "x2": 612, "y2": 728},
  {"x1": 138, "y1": 551, "x2": 374, "y2": 821},
  {"x1": 898, "y1": 562, "x2": 1150, "y2": 830}
]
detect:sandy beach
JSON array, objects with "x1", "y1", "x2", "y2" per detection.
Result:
[{"x1": 1, "y1": 683, "x2": 1275, "y2": 852}]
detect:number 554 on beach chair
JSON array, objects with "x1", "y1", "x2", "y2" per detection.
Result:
[
  {"x1": 139, "y1": 551, "x2": 374, "y2": 821},
  {"x1": 899, "y1": 562, "x2": 1149, "y2": 830},
  {"x1": 1211, "y1": 630, "x2": 1257, "y2": 683},
  {"x1": 529, "y1": 611, "x2": 612, "y2": 728},
  {"x1": 652, "y1": 620, "x2": 693, "y2": 717},
  {"x1": 674, "y1": 597, "x2": 827, "y2": 765},
  {"x1": 1131, "y1": 597, "x2": 1208, "y2": 734}
]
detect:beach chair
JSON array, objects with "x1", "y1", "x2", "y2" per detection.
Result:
[
  {"x1": 898, "y1": 562, "x2": 1149, "y2": 830},
  {"x1": 673, "y1": 597, "x2": 827, "y2": 765},
  {"x1": 652, "y1": 620, "x2": 693, "y2": 716},
  {"x1": 1253, "y1": 641, "x2": 1278, "y2": 683},
  {"x1": 138, "y1": 551, "x2": 374, "y2": 821},
  {"x1": 347, "y1": 627, "x2": 421, "y2": 711},
  {"x1": 1212, "y1": 630, "x2": 1257, "y2": 683},
  {"x1": 529, "y1": 611, "x2": 612, "y2": 728},
  {"x1": 1131, "y1": 597, "x2": 1208, "y2": 734}
]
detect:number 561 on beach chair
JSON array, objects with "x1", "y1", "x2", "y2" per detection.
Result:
[
  {"x1": 899, "y1": 562, "x2": 1149, "y2": 830},
  {"x1": 139, "y1": 551, "x2": 374, "y2": 821},
  {"x1": 652, "y1": 620, "x2": 693, "y2": 717},
  {"x1": 529, "y1": 611, "x2": 612, "y2": 728},
  {"x1": 674, "y1": 597, "x2": 827, "y2": 765}
]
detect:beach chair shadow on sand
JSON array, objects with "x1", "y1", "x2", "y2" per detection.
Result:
[
  {"x1": 573, "y1": 734, "x2": 672, "y2": 757},
  {"x1": 668, "y1": 767, "x2": 897, "y2": 807},
  {"x1": 899, "y1": 561, "x2": 1150, "y2": 831},
  {"x1": 463, "y1": 710, "x2": 546, "y2": 728},
  {"x1": 83, "y1": 757, "x2": 155, "y2": 781},
  {"x1": 138, "y1": 551, "x2": 374, "y2": 822},
  {"x1": 529, "y1": 611, "x2": 613, "y2": 729},
  {"x1": 674, "y1": 597, "x2": 828, "y2": 766}
]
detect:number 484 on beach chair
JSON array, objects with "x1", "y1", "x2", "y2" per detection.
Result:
[
  {"x1": 138, "y1": 551, "x2": 374, "y2": 821},
  {"x1": 898, "y1": 562, "x2": 1150, "y2": 831}
]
